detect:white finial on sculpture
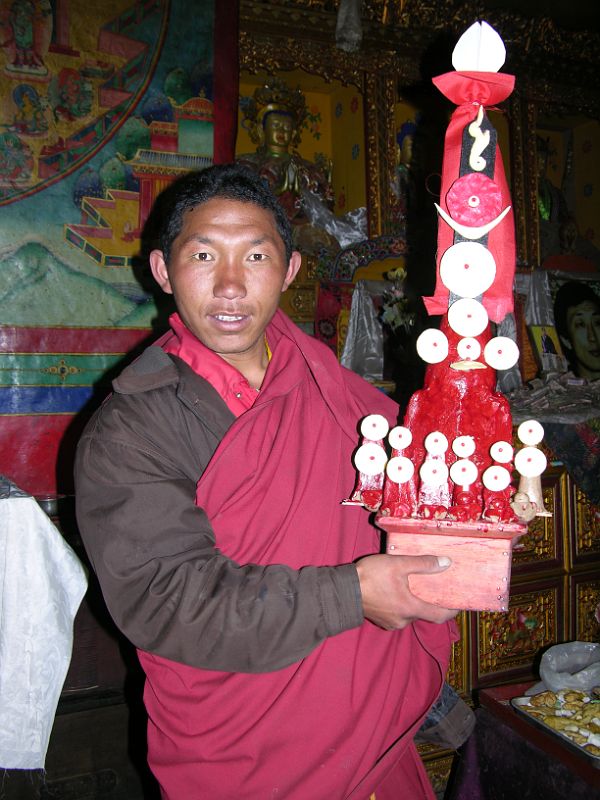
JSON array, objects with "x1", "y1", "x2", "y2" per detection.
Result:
[
  {"x1": 515, "y1": 420, "x2": 551, "y2": 517},
  {"x1": 452, "y1": 20, "x2": 506, "y2": 73}
]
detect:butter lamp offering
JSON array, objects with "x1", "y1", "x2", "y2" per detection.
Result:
[{"x1": 344, "y1": 21, "x2": 549, "y2": 612}]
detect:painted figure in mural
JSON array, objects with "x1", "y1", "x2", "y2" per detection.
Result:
[
  {"x1": 11, "y1": 84, "x2": 47, "y2": 134},
  {"x1": 0, "y1": 0, "x2": 52, "y2": 75},
  {"x1": 237, "y1": 78, "x2": 336, "y2": 254},
  {"x1": 0, "y1": 131, "x2": 34, "y2": 189},
  {"x1": 49, "y1": 68, "x2": 93, "y2": 122},
  {"x1": 75, "y1": 164, "x2": 458, "y2": 800},
  {"x1": 554, "y1": 280, "x2": 600, "y2": 380}
]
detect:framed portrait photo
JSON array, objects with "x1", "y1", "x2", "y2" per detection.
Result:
[
  {"x1": 546, "y1": 272, "x2": 600, "y2": 381},
  {"x1": 528, "y1": 324, "x2": 568, "y2": 374}
]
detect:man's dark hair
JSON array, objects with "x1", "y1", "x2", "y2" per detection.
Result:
[
  {"x1": 553, "y1": 280, "x2": 600, "y2": 345},
  {"x1": 157, "y1": 163, "x2": 293, "y2": 263}
]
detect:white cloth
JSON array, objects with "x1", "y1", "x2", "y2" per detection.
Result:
[{"x1": 0, "y1": 493, "x2": 87, "y2": 769}]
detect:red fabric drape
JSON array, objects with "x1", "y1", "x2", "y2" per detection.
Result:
[{"x1": 212, "y1": 0, "x2": 239, "y2": 164}]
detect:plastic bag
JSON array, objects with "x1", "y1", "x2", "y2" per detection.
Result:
[
  {"x1": 340, "y1": 280, "x2": 387, "y2": 381},
  {"x1": 538, "y1": 641, "x2": 600, "y2": 693}
]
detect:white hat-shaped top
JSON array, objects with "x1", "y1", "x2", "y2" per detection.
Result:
[{"x1": 452, "y1": 21, "x2": 506, "y2": 73}]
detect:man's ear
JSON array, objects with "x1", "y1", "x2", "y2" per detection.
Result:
[
  {"x1": 282, "y1": 250, "x2": 302, "y2": 292},
  {"x1": 149, "y1": 250, "x2": 173, "y2": 294}
]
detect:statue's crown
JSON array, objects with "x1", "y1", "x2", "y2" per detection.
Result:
[{"x1": 240, "y1": 78, "x2": 308, "y2": 146}]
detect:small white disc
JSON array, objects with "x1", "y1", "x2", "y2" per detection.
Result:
[
  {"x1": 517, "y1": 419, "x2": 544, "y2": 446},
  {"x1": 447, "y1": 298, "x2": 489, "y2": 337},
  {"x1": 449, "y1": 459, "x2": 478, "y2": 487},
  {"x1": 490, "y1": 440, "x2": 514, "y2": 464},
  {"x1": 452, "y1": 435, "x2": 476, "y2": 457},
  {"x1": 419, "y1": 460, "x2": 449, "y2": 487},
  {"x1": 388, "y1": 425, "x2": 413, "y2": 450},
  {"x1": 416, "y1": 328, "x2": 449, "y2": 364},
  {"x1": 482, "y1": 465, "x2": 511, "y2": 491},
  {"x1": 354, "y1": 442, "x2": 387, "y2": 476},
  {"x1": 386, "y1": 456, "x2": 415, "y2": 484},
  {"x1": 360, "y1": 413, "x2": 390, "y2": 441},
  {"x1": 457, "y1": 337, "x2": 482, "y2": 361},
  {"x1": 439, "y1": 241, "x2": 496, "y2": 298},
  {"x1": 424, "y1": 431, "x2": 449, "y2": 456},
  {"x1": 514, "y1": 446, "x2": 547, "y2": 478},
  {"x1": 484, "y1": 337, "x2": 520, "y2": 370}
]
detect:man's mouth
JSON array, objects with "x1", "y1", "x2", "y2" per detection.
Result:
[{"x1": 214, "y1": 314, "x2": 245, "y2": 322}]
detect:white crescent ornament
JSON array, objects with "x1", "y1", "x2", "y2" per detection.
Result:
[
  {"x1": 484, "y1": 337, "x2": 520, "y2": 370},
  {"x1": 435, "y1": 202, "x2": 511, "y2": 240},
  {"x1": 517, "y1": 419, "x2": 544, "y2": 446},
  {"x1": 354, "y1": 442, "x2": 388, "y2": 476},
  {"x1": 439, "y1": 241, "x2": 496, "y2": 298},
  {"x1": 448, "y1": 298, "x2": 489, "y2": 337},
  {"x1": 482, "y1": 465, "x2": 511, "y2": 491},
  {"x1": 416, "y1": 328, "x2": 449, "y2": 364},
  {"x1": 360, "y1": 414, "x2": 390, "y2": 441},
  {"x1": 388, "y1": 426, "x2": 413, "y2": 450},
  {"x1": 419, "y1": 460, "x2": 449, "y2": 487},
  {"x1": 514, "y1": 447, "x2": 547, "y2": 478},
  {"x1": 386, "y1": 456, "x2": 415, "y2": 484}
]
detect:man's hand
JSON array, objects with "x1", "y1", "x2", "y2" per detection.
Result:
[{"x1": 356, "y1": 553, "x2": 458, "y2": 629}]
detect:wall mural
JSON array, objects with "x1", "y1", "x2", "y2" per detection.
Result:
[{"x1": 0, "y1": 0, "x2": 228, "y2": 496}]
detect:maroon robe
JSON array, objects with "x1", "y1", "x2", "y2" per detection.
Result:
[{"x1": 139, "y1": 310, "x2": 454, "y2": 799}]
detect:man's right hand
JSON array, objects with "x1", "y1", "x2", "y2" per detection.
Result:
[{"x1": 355, "y1": 553, "x2": 459, "y2": 630}]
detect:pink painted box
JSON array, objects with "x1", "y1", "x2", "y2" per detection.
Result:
[{"x1": 376, "y1": 516, "x2": 527, "y2": 612}]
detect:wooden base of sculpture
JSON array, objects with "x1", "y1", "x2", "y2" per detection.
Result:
[{"x1": 377, "y1": 516, "x2": 527, "y2": 612}]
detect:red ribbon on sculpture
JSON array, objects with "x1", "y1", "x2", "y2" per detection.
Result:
[{"x1": 423, "y1": 71, "x2": 516, "y2": 323}]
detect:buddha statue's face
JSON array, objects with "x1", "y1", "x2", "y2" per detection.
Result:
[{"x1": 263, "y1": 112, "x2": 294, "y2": 153}]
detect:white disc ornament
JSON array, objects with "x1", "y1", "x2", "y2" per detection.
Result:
[
  {"x1": 457, "y1": 337, "x2": 482, "y2": 361},
  {"x1": 419, "y1": 460, "x2": 449, "y2": 486},
  {"x1": 490, "y1": 441, "x2": 513, "y2": 464},
  {"x1": 424, "y1": 431, "x2": 449, "y2": 456},
  {"x1": 354, "y1": 442, "x2": 387, "y2": 476},
  {"x1": 360, "y1": 414, "x2": 390, "y2": 441},
  {"x1": 514, "y1": 447, "x2": 547, "y2": 478},
  {"x1": 484, "y1": 337, "x2": 520, "y2": 370},
  {"x1": 388, "y1": 426, "x2": 412, "y2": 450},
  {"x1": 452, "y1": 435, "x2": 476, "y2": 458},
  {"x1": 450, "y1": 459, "x2": 478, "y2": 488},
  {"x1": 416, "y1": 328, "x2": 449, "y2": 364},
  {"x1": 439, "y1": 241, "x2": 496, "y2": 298},
  {"x1": 386, "y1": 456, "x2": 415, "y2": 484},
  {"x1": 447, "y1": 298, "x2": 489, "y2": 337},
  {"x1": 482, "y1": 465, "x2": 511, "y2": 491},
  {"x1": 517, "y1": 419, "x2": 544, "y2": 446}
]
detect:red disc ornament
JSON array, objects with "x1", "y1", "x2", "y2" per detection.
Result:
[{"x1": 446, "y1": 173, "x2": 502, "y2": 226}]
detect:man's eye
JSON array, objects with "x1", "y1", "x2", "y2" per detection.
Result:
[
  {"x1": 192, "y1": 252, "x2": 213, "y2": 262},
  {"x1": 249, "y1": 253, "x2": 267, "y2": 262}
]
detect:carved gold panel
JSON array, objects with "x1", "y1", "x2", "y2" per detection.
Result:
[
  {"x1": 512, "y1": 467, "x2": 567, "y2": 575},
  {"x1": 569, "y1": 482, "x2": 600, "y2": 569},
  {"x1": 569, "y1": 573, "x2": 600, "y2": 643},
  {"x1": 278, "y1": 282, "x2": 316, "y2": 323},
  {"x1": 446, "y1": 611, "x2": 469, "y2": 695},
  {"x1": 471, "y1": 576, "x2": 566, "y2": 688},
  {"x1": 422, "y1": 751, "x2": 455, "y2": 797}
]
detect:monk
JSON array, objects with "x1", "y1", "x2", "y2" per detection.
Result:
[{"x1": 75, "y1": 163, "x2": 458, "y2": 800}]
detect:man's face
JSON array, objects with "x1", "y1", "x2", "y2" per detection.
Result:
[
  {"x1": 150, "y1": 198, "x2": 301, "y2": 368},
  {"x1": 566, "y1": 299, "x2": 600, "y2": 378}
]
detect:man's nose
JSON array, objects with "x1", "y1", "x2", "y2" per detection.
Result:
[{"x1": 213, "y1": 261, "x2": 247, "y2": 299}]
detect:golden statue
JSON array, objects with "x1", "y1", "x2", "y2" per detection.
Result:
[{"x1": 237, "y1": 78, "x2": 337, "y2": 253}]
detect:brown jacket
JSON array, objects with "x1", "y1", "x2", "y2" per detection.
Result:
[{"x1": 74, "y1": 345, "x2": 363, "y2": 673}]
